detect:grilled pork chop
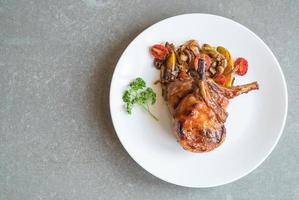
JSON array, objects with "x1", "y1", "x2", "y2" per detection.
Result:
[{"x1": 164, "y1": 66, "x2": 258, "y2": 152}]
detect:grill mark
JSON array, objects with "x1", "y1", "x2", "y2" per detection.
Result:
[
  {"x1": 177, "y1": 121, "x2": 185, "y2": 138},
  {"x1": 202, "y1": 125, "x2": 226, "y2": 144}
]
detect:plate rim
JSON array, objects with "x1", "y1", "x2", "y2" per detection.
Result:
[{"x1": 109, "y1": 13, "x2": 288, "y2": 188}]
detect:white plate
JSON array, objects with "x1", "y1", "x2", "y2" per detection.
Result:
[{"x1": 109, "y1": 14, "x2": 288, "y2": 187}]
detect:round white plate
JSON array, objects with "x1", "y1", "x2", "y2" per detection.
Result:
[{"x1": 109, "y1": 14, "x2": 288, "y2": 187}]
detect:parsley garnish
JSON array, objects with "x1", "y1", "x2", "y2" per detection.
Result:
[{"x1": 122, "y1": 77, "x2": 158, "y2": 121}]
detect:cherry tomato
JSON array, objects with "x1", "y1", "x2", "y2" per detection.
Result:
[
  {"x1": 214, "y1": 74, "x2": 226, "y2": 86},
  {"x1": 150, "y1": 44, "x2": 169, "y2": 60},
  {"x1": 193, "y1": 54, "x2": 212, "y2": 70},
  {"x1": 234, "y1": 57, "x2": 248, "y2": 76}
]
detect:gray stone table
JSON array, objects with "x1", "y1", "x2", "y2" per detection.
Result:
[{"x1": 1, "y1": 0, "x2": 298, "y2": 199}]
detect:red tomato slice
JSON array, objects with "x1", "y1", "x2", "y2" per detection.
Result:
[
  {"x1": 194, "y1": 54, "x2": 212, "y2": 70},
  {"x1": 150, "y1": 44, "x2": 169, "y2": 60},
  {"x1": 234, "y1": 57, "x2": 248, "y2": 76},
  {"x1": 214, "y1": 74, "x2": 226, "y2": 86}
]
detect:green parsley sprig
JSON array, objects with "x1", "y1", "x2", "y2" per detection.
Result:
[{"x1": 122, "y1": 77, "x2": 158, "y2": 121}]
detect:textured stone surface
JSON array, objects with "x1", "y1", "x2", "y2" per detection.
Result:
[{"x1": 0, "y1": 0, "x2": 298, "y2": 199}]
